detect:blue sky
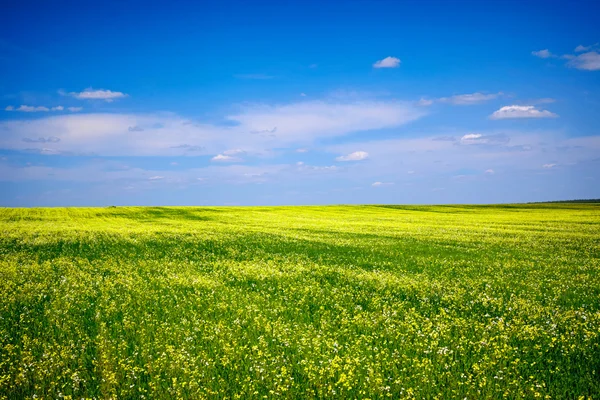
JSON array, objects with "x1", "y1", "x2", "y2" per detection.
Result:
[{"x1": 1, "y1": 0, "x2": 599, "y2": 206}]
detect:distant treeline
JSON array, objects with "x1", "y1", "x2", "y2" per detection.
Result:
[{"x1": 529, "y1": 199, "x2": 600, "y2": 204}]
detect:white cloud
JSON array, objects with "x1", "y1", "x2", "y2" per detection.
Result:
[
  {"x1": 223, "y1": 149, "x2": 245, "y2": 156},
  {"x1": 438, "y1": 92, "x2": 502, "y2": 105},
  {"x1": 532, "y1": 49, "x2": 553, "y2": 58},
  {"x1": 372, "y1": 181, "x2": 393, "y2": 187},
  {"x1": 417, "y1": 92, "x2": 501, "y2": 107},
  {"x1": 296, "y1": 148, "x2": 308, "y2": 153},
  {"x1": 300, "y1": 93, "x2": 307, "y2": 97},
  {"x1": 490, "y1": 105, "x2": 558, "y2": 120},
  {"x1": 22, "y1": 136, "x2": 60, "y2": 143},
  {"x1": 297, "y1": 163, "x2": 339, "y2": 172},
  {"x1": 461, "y1": 133, "x2": 482, "y2": 141},
  {"x1": 336, "y1": 151, "x2": 369, "y2": 162},
  {"x1": 6, "y1": 105, "x2": 74, "y2": 112},
  {"x1": 566, "y1": 51, "x2": 600, "y2": 71},
  {"x1": 0, "y1": 161, "x2": 291, "y2": 187},
  {"x1": 373, "y1": 56, "x2": 401, "y2": 69},
  {"x1": 171, "y1": 144, "x2": 204, "y2": 152},
  {"x1": 15, "y1": 105, "x2": 50, "y2": 112},
  {"x1": 39, "y1": 148, "x2": 62, "y2": 155},
  {"x1": 533, "y1": 44, "x2": 600, "y2": 71},
  {"x1": 67, "y1": 107, "x2": 83, "y2": 112},
  {"x1": 0, "y1": 113, "x2": 190, "y2": 156},
  {"x1": 250, "y1": 127, "x2": 277, "y2": 135},
  {"x1": 3, "y1": 128, "x2": 600, "y2": 201},
  {"x1": 67, "y1": 88, "x2": 128, "y2": 101},
  {"x1": 542, "y1": 163, "x2": 557, "y2": 169},
  {"x1": 485, "y1": 169, "x2": 495, "y2": 174},
  {"x1": 229, "y1": 100, "x2": 425, "y2": 143},
  {"x1": 321, "y1": 130, "x2": 599, "y2": 191},
  {"x1": 460, "y1": 133, "x2": 510, "y2": 146},
  {"x1": 211, "y1": 154, "x2": 242, "y2": 162},
  {"x1": 574, "y1": 44, "x2": 598, "y2": 53},
  {"x1": 0, "y1": 99, "x2": 424, "y2": 157}
]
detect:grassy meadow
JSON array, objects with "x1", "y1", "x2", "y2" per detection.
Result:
[{"x1": 1, "y1": 204, "x2": 599, "y2": 399}]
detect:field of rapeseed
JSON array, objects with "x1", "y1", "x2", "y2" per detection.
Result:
[{"x1": 0, "y1": 204, "x2": 599, "y2": 399}]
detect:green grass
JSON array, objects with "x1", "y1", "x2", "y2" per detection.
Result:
[{"x1": 1, "y1": 204, "x2": 599, "y2": 399}]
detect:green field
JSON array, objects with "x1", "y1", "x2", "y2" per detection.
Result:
[{"x1": 1, "y1": 204, "x2": 599, "y2": 399}]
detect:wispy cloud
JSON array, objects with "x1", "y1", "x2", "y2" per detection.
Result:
[
  {"x1": 321, "y1": 130, "x2": 600, "y2": 196},
  {"x1": 532, "y1": 44, "x2": 600, "y2": 71},
  {"x1": 5, "y1": 104, "x2": 78, "y2": 112},
  {"x1": 250, "y1": 127, "x2": 277, "y2": 135},
  {"x1": 566, "y1": 51, "x2": 600, "y2": 71},
  {"x1": 418, "y1": 92, "x2": 502, "y2": 106},
  {"x1": 416, "y1": 98, "x2": 434, "y2": 106},
  {"x1": 432, "y1": 136, "x2": 456, "y2": 142},
  {"x1": 223, "y1": 149, "x2": 246, "y2": 156},
  {"x1": 37, "y1": 148, "x2": 63, "y2": 155},
  {"x1": 490, "y1": 105, "x2": 558, "y2": 120},
  {"x1": 211, "y1": 154, "x2": 242, "y2": 162},
  {"x1": 171, "y1": 144, "x2": 204, "y2": 152},
  {"x1": 336, "y1": 151, "x2": 369, "y2": 161},
  {"x1": 461, "y1": 133, "x2": 482, "y2": 143},
  {"x1": 67, "y1": 107, "x2": 83, "y2": 112},
  {"x1": 542, "y1": 163, "x2": 557, "y2": 169},
  {"x1": 373, "y1": 56, "x2": 401, "y2": 68},
  {"x1": 372, "y1": 181, "x2": 393, "y2": 187},
  {"x1": 574, "y1": 43, "x2": 598, "y2": 53},
  {"x1": 3, "y1": 129, "x2": 600, "y2": 205},
  {"x1": 460, "y1": 133, "x2": 510, "y2": 146},
  {"x1": 532, "y1": 49, "x2": 554, "y2": 59},
  {"x1": 296, "y1": 163, "x2": 339, "y2": 173},
  {"x1": 0, "y1": 98, "x2": 425, "y2": 157},
  {"x1": 63, "y1": 88, "x2": 128, "y2": 101},
  {"x1": 9, "y1": 105, "x2": 49, "y2": 112},
  {"x1": 438, "y1": 92, "x2": 502, "y2": 105},
  {"x1": 22, "y1": 136, "x2": 60, "y2": 143},
  {"x1": 575, "y1": 45, "x2": 592, "y2": 52},
  {"x1": 230, "y1": 100, "x2": 425, "y2": 144}
]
